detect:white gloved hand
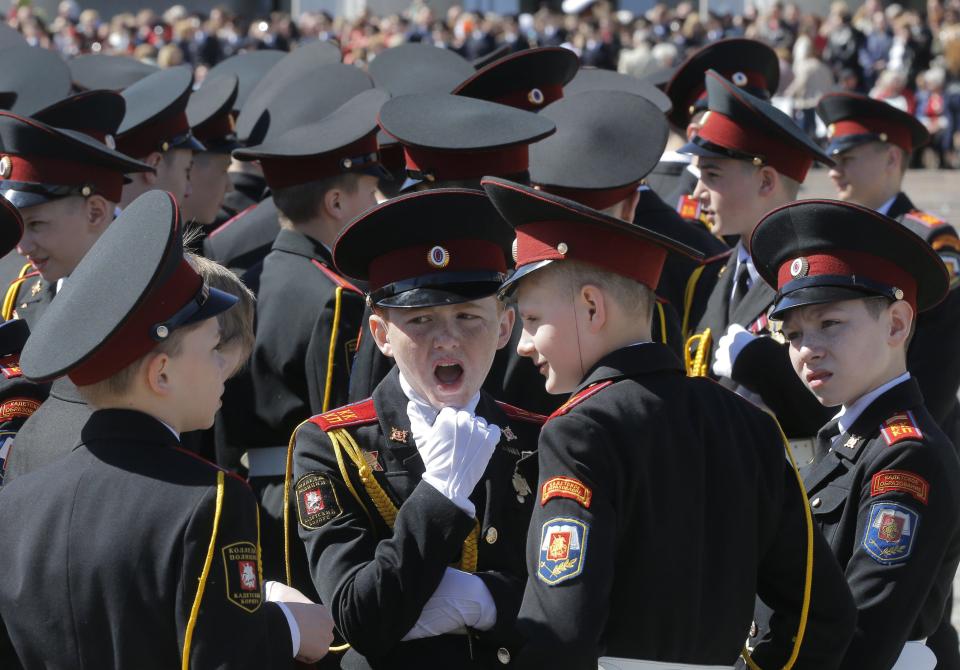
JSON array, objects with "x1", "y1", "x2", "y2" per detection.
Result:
[
  {"x1": 712, "y1": 323, "x2": 756, "y2": 378},
  {"x1": 401, "y1": 568, "x2": 497, "y2": 640},
  {"x1": 408, "y1": 403, "x2": 501, "y2": 517}
]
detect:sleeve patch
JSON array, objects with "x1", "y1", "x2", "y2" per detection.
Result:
[
  {"x1": 537, "y1": 517, "x2": 588, "y2": 585},
  {"x1": 862, "y1": 502, "x2": 919, "y2": 565},
  {"x1": 295, "y1": 472, "x2": 343, "y2": 529},
  {"x1": 0, "y1": 397, "x2": 40, "y2": 422},
  {"x1": 221, "y1": 541, "x2": 263, "y2": 612},
  {"x1": 880, "y1": 411, "x2": 923, "y2": 446},
  {"x1": 936, "y1": 250, "x2": 960, "y2": 290},
  {"x1": 905, "y1": 210, "x2": 946, "y2": 228},
  {"x1": 0, "y1": 354, "x2": 22, "y2": 379},
  {"x1": 870, "y1": 470, "x2": 930, "y2": 504},
  {"x1": 541, "y1": 477, "x2": 593, "y2": 509}
]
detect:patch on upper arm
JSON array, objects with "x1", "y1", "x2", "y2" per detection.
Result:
[
  {"x1": 222, "y1": 541, "x2": 262, "y2": 612},
  {"x1": 541, "y1": 477, "x2": 592, "y2": 509},
  {"x1": 295, "y1": 472, "x2": 343, "y2": 529},
  {"x1": 537, "y1": 517, "x2": 588, "y2": 585},
  {"x1": 862, "y1": 502, "x2": 919, "y2": 565},
  {"x1": 0, "y1": 397, "x2": 40, "y2": 422},
  {"x1": 870, "y1": 470, "x2": 929, "y2": 505},
  {"x1": 880, "y1": 411, "x2": 923, "y2": 446}
]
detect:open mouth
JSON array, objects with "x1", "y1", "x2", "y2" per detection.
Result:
[{"x1": 434, "y1": 362, "x2": 464, "y2": 386}]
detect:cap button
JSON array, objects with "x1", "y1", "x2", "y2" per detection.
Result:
[
  {"x1": 485, "y1": 526, "x2": 499, "y2": 544},
  {"x1": 80, "y1": 185, "x2": 92, "y2": 197},
  {"x1": 557, "y1": 242, "x2": 568, "y2": 256},
  {"x1": 105, "y1": 134, "x2": 116, "y2": 150},
  {"x1": 879, "y1": 132, "x2": 889, "y2": 143},
  {"x1": 161, "y1": 141, "x2": 170, "y2": 152},
  {"x1": 0, "y1": 156, "x2": 11, "y2": 178},
  {"x1": 894, "y1": 287, "x2": 904, "y2": 300},
  {"x1": 497, "y1": 647, "x2": 511, "y2": 664},
  {"x1": 341, "y1": 157, "x2": 353, "y2": 169},
  {"x1": 752, "y1": 157, "x2": 763, "y2": 167},
  {"x1": 155, "y1": 325, "x2": 170, "y2": 339},
  {"x1": 527, "y1": 88, "x2": 545, "y2": 106},
  {"x1": 511, "y1": 238, "x2": 518, "y2": 264}
]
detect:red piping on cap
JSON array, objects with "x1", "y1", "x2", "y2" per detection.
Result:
[
  {"x1": 259, "y1": 133, "x2": 380, "y2": 190},
  {"x1": 404, "y1": 144, "x2": 528, "y2": 182},
  {"x1": 540, "y1": 183, "x2": 639, "y2": 211},
  {"x1": 117, "y1": 111, "x2": 191, "y2": 158},
  {"x1": 4, "y1": 154, "x2": 125, "y2": 202},
  {"x1": 698, "y1": 110, "x2": 813, "y2": 182},
  {"x1": 369, "y1": 239, "x2": 506, "y2": 291}
]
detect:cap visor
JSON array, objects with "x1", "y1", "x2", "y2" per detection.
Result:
[
  {"x1": 826, "y1": 135, "x2": 871, "y2": 156},
  {"x1": 3, "y1": 189, "x2": 57, "y2": 209},
  {"x1": 771, "y1": 285, "x2": 885, "y2": 320},
  {"x1": 182, "y1": 286, "x2": 239, "y2": 326},
  {"x1": 678, "y1": 138, "x2": 728, "y2": 159},
  {"x1": 376, "y1": 283, "x2": 501, "y2": 309},
  {"x1": 498, "y1": 259, "x2": 554, "y2": 298},
  {"x1": 175, "y1": 134, "x2": 207, "y2": 152}
]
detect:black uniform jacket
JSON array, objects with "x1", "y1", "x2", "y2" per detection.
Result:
[
  {"x1": 0, "y1": 409, "x2": 294, "y2": 669},
  {"x1": 800, "y1": 378, "x2": 960, "y2": 668},
  {"x1": 510, "y1": 343, "x2": 855, "y2": 669},
  {"x1": 203, "y1": 196, "x2": 281, "y2": 275},
  {"x1": 293, "y1": 368, "x2": 543, "y2": 669},
  {"x1": 0, "y1": 319, "x2": 48, "y2": 484},
  {"x1": 3, "y1": 270, "x2": 54, "y2": 331},
  {"x1": 645, "y1": 157, "x2": 700, "y2": 213},
  {"x1": 693, "y1": 247, "x2": 835, "y2": 438}
]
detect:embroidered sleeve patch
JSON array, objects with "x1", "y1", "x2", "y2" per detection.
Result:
[
  {"x1": 537, "y1": 517, "x2": 588, "y2": 585},
  {"x1": 880, "y1": 412, "x2": 923, "y2": 446},
  {"x1": 862, "y1": 502, "x2": 919, "y2": 565},
  {"x1": 221, "y1": 541, "x2": 262, "y2": 612},
  {"x1": 870, "y1": 470, "x2": 930, "y2": 504},
  {"x1": 295, "y1": 472, "x2": 343, "y2": 529},
  {"x1": 0, "y1": 397, "x2": 40, "y2": 422},
  {"x1": 541, "y1": 477, "x2": 593, "y2": 509}
]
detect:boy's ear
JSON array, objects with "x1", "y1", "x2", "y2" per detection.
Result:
[
  {"x1": 85, "y1": 195, "x2": 112, "y2": 231},
  {"x1": 369, "y1": 311, "x2": 394, "y2": 358},
  {"x1": 495, "y1": 303, "x2": 516, "y2": 350},
  {"x1": 757, "y1": 165, "x2": 778, "y2": 198},
  {"x1": 617, "y1": 190, "x2": 641, "y2": 223},
  {"x1": 144, "y1": 351, "x2": 172, "y2": 396},
  {"x1": 887, "y1": 299, "x2": 914, "y2": 347},
  {"x1": 142, "y1": 152, "x2": 164, "y2": 185},
  {"x1": 580, "y1": 284, "x2": 607, "y2": 333}
]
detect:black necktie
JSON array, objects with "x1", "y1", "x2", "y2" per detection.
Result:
[
  {"x1": 814, "y1": 418, "x2": 842, "y2": 459},
  {"x1": 730, "y1": 262, "x2": 751, "y2": 316}
]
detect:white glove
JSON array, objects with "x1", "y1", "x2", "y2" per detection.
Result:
[
  {"x1": 401, "y1": 568, "x2": 497, "y2": 640},
  {"x1": 408, "y1": 403, "x2": 501, "y2": 517},
  {"x1": 712, "y1": 323, "x2": 756, "y2": 379}
]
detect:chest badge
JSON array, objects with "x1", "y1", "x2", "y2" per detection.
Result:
[
  {"x1": 363, "y1": 450, "x2": 383, "y2": 472},
  {"x1": 30, "y1": 280, "x2": 42, "y2": 297},
  {"x1": 503, "y1": 426, "x2": 517, "y2": 441},
  {"x1": 512, "y1": 469, "x2": 532, "y2": 503},
  {"x1": 389, "y1": 427, "x2": 409, "y2": 443}
]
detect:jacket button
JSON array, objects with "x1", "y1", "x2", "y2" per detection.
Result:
[
  {"x1": 497, "y1": 647, "x2": 511, "y2": 664},
  {"x1": 750, "y1": 621, "x2": 758, "y2": 637},
  {"x1": 811, "y1": 497, "x2": 822, "y2": 508},
  {"x1": 485, "y1": 527, "x2": 499, "y2": 544}
]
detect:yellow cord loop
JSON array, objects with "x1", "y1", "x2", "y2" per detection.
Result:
[
  {"x1": 182, "y1": 471, "x2": 225, "y2": 670},
  {"x1": 740, "y1": 420, "x2": 814, "y2": 670},
  {"x1": 1, "y1": 263, "x2": 34, "y2": 321},
  {"x1": 322, "y1": 286, "x2": 344, "y2": 414},
  {"x1": 681, "y1": 265, "x2": 707, "y2": 341},
  {"x1": 684, "y1": 328, "x2": 712, "y2": 377},
  {"x1": 655, "y1": 302, "x2": 668, "y2": 345}
]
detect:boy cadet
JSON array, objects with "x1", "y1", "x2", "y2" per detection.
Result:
[
  {"x1": 482, "y1": 177, "x2": 856, "y2": 669},
  {"x1": 749, "y1": 199, "x2": 960, "y2": 670},
  {"x1": 0, "y1": 191, "x2": 334, "y2": 667},
  {"x1": 223, "y1": 89, "x2": 386, "y2": 587},
  {"x1": 682, "y1": 71, "x2": 837, "y2": 443},
  {"x1": 116, "y1": 65, "x2": 205, "y2": 209},
  {"x1": 291, "y1": 188, "x2": 544, "y2": 669}
]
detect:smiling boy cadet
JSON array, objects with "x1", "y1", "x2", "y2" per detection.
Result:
[
  {"x1": 482, "y1": 177, "x2": 855, "y2": 670},
  {"x1": 0, "y1": 191, "x2": 335, "y2": 668},
  {"x1": 290, "y1": 188, "x2": 545, "y2": 669},
  {"x1": 749, "y1": 199, "x2": 960, "y2": 670}
]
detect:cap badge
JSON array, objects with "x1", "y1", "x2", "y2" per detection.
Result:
[
  {"x1": 104, "y1": 134, "x2": 116, "y2": 150},
  {"x1": 0, "y1": 156, "x2": 11, "y2": 179},
  {"x1": 511, "y1": 238, "x2": 518, "y2": 264},
  {"x1": 427, "y1": 245, "x2": 450, "y2": 269},
  {"x1": 556, "y1": 242, "x2": 569, "y2": 256},
  {"x1": 732, "y1": 71, "x2": 748, "y2": 87},
  {"x1": 790, "y1": 257, "x2": 809, "y2": 278},
  {"x1": 527, "y1": 88, "x2": 545, "y2": 106}
]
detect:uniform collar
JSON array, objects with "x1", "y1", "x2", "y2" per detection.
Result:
[
  {"x1": 271, "y1": 227, "x2": 333, "y2": 265},
  {"x1": 884, "y1": 192, "x2": 914, "y2": 220},
  {"x1": 876, "y1": 193, "x2": 899, "y2": 217},
  {"x1": 832, "y1": 375, "x2": 923, "y2": 462},
  {"x1": 79, "y1": 408, "x2": 182, "y2": 449},
  {"x1": 835, "y1": 371, "x2": 911, "y2": 435},
  {"x1": 573, "y1": 342, "x2": 684, "y2": 395}
]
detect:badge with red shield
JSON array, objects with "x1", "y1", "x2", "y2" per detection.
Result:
[{"x1": 863, "y1": 502, "x2": 920, "y2": 565}]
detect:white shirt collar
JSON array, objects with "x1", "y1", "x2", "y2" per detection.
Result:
[
  {"x1": 732, "y1": 242, "x2": 760, "y2": 296},
  {"x1": 55, "y1": 277, "x2": 65, "y2": 294},
  {"x1": 835, "y1": 371, "x2": 911, "y2": 434},
  {"x1": 398, "y1": 371, "x2": 480, "y2": 424},
  {"x1": 159, "y1": 419, "x2": 180, "y2": 440},
  {"x1": 876, "y1": 194, "x2": 898, "y2": 216}
]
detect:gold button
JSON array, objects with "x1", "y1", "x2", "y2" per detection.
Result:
[
  {"x1": 811, "y1": 497, "x2": 821, "y2": 508},
  {"x1": 497, "y1": 647, "x2": 511, "y2": 664},
  {"x1": 485, "y1": 527, "x2": 499, "y2": 544},
  {"x1": 556, "y1": 242, "x2": 568, "y2": 255}
]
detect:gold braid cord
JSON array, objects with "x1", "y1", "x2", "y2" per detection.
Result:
[
  {"x1": 655, "y1": 303, "x2": 668, "y2": 345},
  {"x1": 681, "y1": 265, "x2": 707, "y2": 341},
  {"x1": 684, "y1": 328, "x2": 712, "y2": 377},
  {"x1": 1, "y1": 263, "x2": 34, "y2": 321}
]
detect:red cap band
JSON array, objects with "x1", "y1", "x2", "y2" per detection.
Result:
[
  {"x1": 830, "y1": 119, "x2": 913, "y2": 152},
  {"x1": 688, "y1": 71, "x2": 769, "y2": 114},
  {"x1": 369, "y1": 239, "x2": 506, "y2": 291},
  {"x1": 260, "y1": 132, "x2": 380, "y2": 190},
  {"x1": 69, "y1": 258, "x2": 203, "y2": 386},
  {"x1": 193, "y1": 112, "x2": 236, "y2": 145},
  {"x1": 515, "y1": 220, "x2": 667, "y2": 290},
  {"x1": 540, "y1": 183, "x2": 639, "y2": 211},
  {"x1": 117, "y1": 111, "x2": 191, "y2": 158},
  {"x1": 698, "y1": 110, "x2": 813, "y2": 182},
  {"x1": 4, "y1": 154, "x2": 125, "y2": 202},
  {"x1": 777, "y1": 249, "x2": 917, "y2": 310},
  {"x1": 492, "y1": 84, "x2": 565, "y2": 112},
  {"x1": 404, "y1": 144, "x2": 529, "y2": 182}
]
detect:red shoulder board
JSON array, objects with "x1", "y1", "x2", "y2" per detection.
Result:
[
  {"x1": 905, "y1": 209, "x2": 947, "y2": 228},
  {"x1": 311, "y1": 259, "x2": 362, "y2": 295},
  {"x1": 548, "y1": 381, "x2": 614, "y2": 420},
  {"x1": 0, "y1": 354, "x2": 22, "y2": 379},
  {"x1": 207, "y1": 203, "x2": 257, "y2": 239},
  {"x1": 310, "y1": 398, "x2": 378, "y2": 432},
  {"x1": 880, "y1": 411, "x2": 924, "y2": 446},
  {"x1": 171, "y1": 446, "x2": 251, "y2": 489},
  {"x1": 677, "y1": 194, "x2": 701, "y2": 220},
  {"x1": 495, "y1": 401, "x2": 546, "y2": 425}
]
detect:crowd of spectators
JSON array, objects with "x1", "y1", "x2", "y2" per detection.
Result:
[{"x1": 6, "y1": 0, "x2": 960, "y2": 166}]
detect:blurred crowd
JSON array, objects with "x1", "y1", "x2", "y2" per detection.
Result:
[{"x1": 7, "y1": 0, "x2": 960, "y2": 166}]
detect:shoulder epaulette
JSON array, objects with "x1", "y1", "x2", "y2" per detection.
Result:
[
  {"x1": 309, "y1": 398, "x2": 378, "y2": 432},
  {"x1": 206, "y1": 203, "x2": 257, "y2": 239},
  {"x1": 880, "y1": 410, "x2": 925, "y2": 446},
  {"x1": 495, "y1": 401, "x2": 547, "y2": 425},
  {"x1": 171, "y1": 445, "x2": 251, "y2": 489},
  {"x1": 677, "y1": 194, "x2": 701, "y2": 220},
  {"x1": 311, "y1": 259, "x2": 362, "y2": 295},
  {"x1": 905, "y1": 209, "x2": 947, "y2": 229},
  {"x1": 548, "y1": 380, "x2": 615, "y2": 420}
]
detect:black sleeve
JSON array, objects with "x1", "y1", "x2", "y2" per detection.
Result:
[
  {"x1": 909, "y1": 288, "x2": 960, "y2": 424},
  {"x1": 305, "y1": 288, "x2": 365, "y2": 415},
  {"x1": 346, "y1": 305, "x2": 394, "y2": 403}
]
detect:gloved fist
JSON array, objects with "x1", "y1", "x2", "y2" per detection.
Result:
[
  {"x1": 712, "y1": 323, "x2": 756, "y2": 379},
  {"x1": 408, "y1": 403, "x2": 501, "y2": 516}
]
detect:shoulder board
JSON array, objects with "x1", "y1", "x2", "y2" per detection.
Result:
[
  {"x1": 0, "y1": 353, "x2": 22, "y2": 379},
  {"x1": 548, "y1": 380, "x2": 615, "y2": 420},
  {"x1": 880, "y1": 410, "x2": 925, "y2": 446},
  {"x1": 676, "y1": 194, "x2": 701, "y2": 220},
  {"x1": 309, "y1": 398, "x2": 378, "y2": 432},
  {"x1": 495, "y1": 401, "x2": 547, "y2": 425},
  {"x1": 206, "y1": 203, "x2": 257, "y2": 239},
  {"x1": 905, "y1": 209, "x2": 947, "y2": 229},
  {"x1": 310, "y1": 259, "x2": 362, "y2": 295},
  {"x1": 171, "y1": 445, "x2": 251, "y2": 489}
]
